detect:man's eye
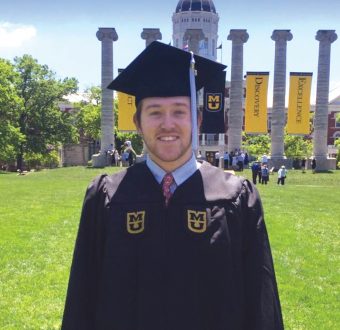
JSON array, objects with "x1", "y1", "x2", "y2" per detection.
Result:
[
  {"x1": 148, "y1": 111, "x2": 161, "y2": 116},
  {"x1": 174, "y1": 109, "x2": 187, "y2": 115}
]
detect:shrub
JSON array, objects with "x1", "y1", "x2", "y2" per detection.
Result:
[{"x1": 24, "y1": 150, "x2": 60, "y2": 170}]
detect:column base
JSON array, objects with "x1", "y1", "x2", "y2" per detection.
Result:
[
  {"x1": 91, "y1": 153, "x2": 107, "y2": 168},
  {"x1": 312, "y1": 157, "x2": 337, "y2": 171},
  {"x1": 267, "y1": 157, "x2": 293, "y2": 171}
]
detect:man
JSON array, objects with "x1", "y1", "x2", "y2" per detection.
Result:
[
  {"x1": 62, "y1": 42, "x2": 283, "y2": 329},
  {"x1": 277, "y1": 165, "x2": 287, "y2": 185}
]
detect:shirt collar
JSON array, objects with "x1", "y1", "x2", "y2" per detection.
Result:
[{"x1": 146, "y1": 153, "x2": 201, "y2": 186}]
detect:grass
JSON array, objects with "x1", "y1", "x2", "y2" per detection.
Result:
[{"x1": 0, "y1": 166, "x2": 339, "y2": 329}]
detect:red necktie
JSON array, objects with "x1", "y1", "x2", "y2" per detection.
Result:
[{"x1": 162, "y1": 173, "x2": 174, "y2": 206}]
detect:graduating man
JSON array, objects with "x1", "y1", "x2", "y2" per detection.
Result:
[{"x1": 62, "y1": 41, "x2": 283, "y2": 329}]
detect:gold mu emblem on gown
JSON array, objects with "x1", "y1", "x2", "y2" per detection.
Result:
[
  {"x1": 187, "y1": 210, "x2": 207, "y2": 233},
  {"x1": 127, "y1": 211, "x2": 145, "y2": 234}
]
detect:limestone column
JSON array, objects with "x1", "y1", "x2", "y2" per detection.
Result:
[
  {"x1": 184, "y1": 29, "x2": 205, "y2": 54},
  {"x1": 141, "y1": 28, "x2": 162, "y2": 47},
  {"x1": 94, "y1": 27, "x2": 118, "y2": 167},
  {"x1": 314, "y1": 30, "x2": 338, "y2": 170},
  {"x1": 227, "y1": 29, "x2": 249, "y2": 152},
  {"x1": 270, "y1": 30, "x2": 293, "y2": 162}
]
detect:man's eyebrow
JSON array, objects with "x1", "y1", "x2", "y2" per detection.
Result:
[{"x1": 144, "y1": 102, "x2": 189, "y2": 111}]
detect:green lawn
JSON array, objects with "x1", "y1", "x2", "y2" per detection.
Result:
[{"x1": 0, "y1": 167, "x2": 339, "y2": 329}]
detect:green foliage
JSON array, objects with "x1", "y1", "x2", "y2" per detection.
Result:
[
  {"x1": 115, "y1": 130, "x2": 143, "y2": 154},
  {"x1": 0, "y1": 55, "x2": 79, "y2": 169},
  {"x1": 335, "y1": 138, "x2": 340, "y2": 168},
  {"x1": 24, "y1": 150, "x2": 60, "y2": 169},
  {"x1": 0, "y1": 123, "x2": 25, "y2": 163},
  {"x1": 84, "y1": 86, "x2": 101, "y2": 106},
  {"x1": 0, "y1": 59, "x2": 23, "y2": 162},
  {"x1": 284, "y1": 134, "x2": 313, "y2": 159},
  {"x1": 75, "y1": 103, "x2": 101, "y2": 140},
  {"x1": 336, "y1": 113, "x2": 340, "y2": 124},
  {"x1": 243, "y1": 132, "x2": 313, "y2": 161},
  {"x1": 242, "y1": 133, "x2": 270, "y2": 159}
]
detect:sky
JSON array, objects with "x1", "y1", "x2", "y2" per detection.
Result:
[{"x1": 1, "y1": 0, "x2": 339, "y2": 104}]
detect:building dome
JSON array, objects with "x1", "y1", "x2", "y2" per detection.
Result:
[{"x1": 175, "y1": 0, "x2": 216, "y2": 14}]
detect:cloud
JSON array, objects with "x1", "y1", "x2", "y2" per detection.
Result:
[{"x1": 0, "y1": 22, "x2": 37, "y2": 48}]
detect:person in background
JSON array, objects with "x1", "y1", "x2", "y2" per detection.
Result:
[
  {"x1": 301, "y1": 158, "x2": 306, "y2": 173},
  {"x1": 261, "y1": 153, "x2": 268, "y2": 165},
  {"x1": 244, "y1": 152, "x2": 249, "y2": 168},
  {"x1": 311, "y1": 157, "x2": 316, "y2": 173},
  {"x1": 223, "y1": 151, "x2": 229, "y2": 169},
  {"x1": 277, "y1": 165, "x2": 287, "y2": 185},
  {"x1": 214, "y1": 151, "x2": 220, "y2": 167},
  {"x1": 62, "y1": 41, "x2": 283, "y2": 330},
  {"x1": 251, "y1": 161, "x2": 260, "y2": 184},
  {"x1": 261, "y1": 164, "x2": 269, "y2": 185},
  {"x1": 237, "y1": 153, "x2": 244, "y2": 171},
  {"x1": 123, "y1": 141, "x2": 137, "y2": 167}
]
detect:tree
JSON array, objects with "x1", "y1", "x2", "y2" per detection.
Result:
[
  {"x1": 284, "y1": 134, "x2": 312, "y2": 159},
  {"x1": 0, "y1": 59, "x2": 24, "y2": 164},
  {"x1": 84, "y1": 86, "x2": 101, "y2": 106},
  {"x1": 242, "y1": 133, "x2": 270, "y2": 160},
  {"x1": 13, "y1": 55, "x2": 78, "y2": 169},
  {"x1": 76, "y1": 103, "x2": 101, "y2": 140}
]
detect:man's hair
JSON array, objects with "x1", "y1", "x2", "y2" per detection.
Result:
[{"x1": 134, "y1": 100, "x2": 144, "y2": 127}]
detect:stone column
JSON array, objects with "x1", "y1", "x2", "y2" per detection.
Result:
[
  {"x1": 141, "y1": 28, "x2": 162, "y2": 47},
  {"x1": 270, "y1": 30, "x2": 293, "y2": 164},
  {"x1": 227, "y1": 29, "x2": 249, "y2": 152},
  {"x1": 314, "y1": 30, "x2": 338, "y2": 170},
  {"x1": 184, "y1": 29, "x2": 205, "y2": 54},
  {"x1": 93, "y1": 27, "x2": 118, "y2": 167}
]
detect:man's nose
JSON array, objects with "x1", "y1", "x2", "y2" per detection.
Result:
[{"x1": 160, "y1": 112, "x2": 175, "y2": 129}]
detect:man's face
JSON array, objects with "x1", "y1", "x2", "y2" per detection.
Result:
[{"x1": 134, "y1": 96, "x2": 193, "y2": 172}]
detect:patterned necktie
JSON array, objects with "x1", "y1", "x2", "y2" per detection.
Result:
[{"x1": 162, "y1": 173, "x2": 174, "y2": 206}]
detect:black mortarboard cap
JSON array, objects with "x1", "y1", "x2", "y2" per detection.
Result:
[{"x1": 107, "y1": 41, "x2": 226, "y2": 105}]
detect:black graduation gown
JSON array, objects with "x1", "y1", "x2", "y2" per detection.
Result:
[{"x1": 62, "y1": 161, "x2": 283, "y2": 330}]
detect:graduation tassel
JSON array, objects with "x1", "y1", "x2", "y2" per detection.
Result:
[{"x1": 189, "y1": 51, "x2": 198, "y2": 156}]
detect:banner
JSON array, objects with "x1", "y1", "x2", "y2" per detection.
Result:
[
  {"x1": 287, "y1": 72, "x2": 312, "y2": 135},
  {"x1": 201, "y1": 70, "x2": 226, "y2": 134},
  {"x1": 117, "y1": 92, "x2": 136, "y2": 131},
  {"x1": 244, "y1": 72, "x2": 269, "y2": 133}
]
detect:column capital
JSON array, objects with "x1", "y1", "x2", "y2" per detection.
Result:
[
  {"x1": 141, "y1": 28, "x2": 162, "y2": 43},
  {"x1": 271, "y1": 30, "x2": 293, "y2": 42},
  {"x1": 315, "y1": 30, "x2": 338, "y2": 43},
  {"x1": 227, "y1": 29, "x2": 249, "y2": 43},
  {"x1": 96, "y1": 28, "x2": 118, "y2": 42}
]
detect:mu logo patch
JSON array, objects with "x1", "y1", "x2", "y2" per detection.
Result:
[
  {"x1": 187, "y1": 210, "x2": 207, "y2": 233},
  {"x1": 127, "y1": 211, "x2": 145, "y2": 234},
  {"x1": 206, "y1": 93, "x2": 222, "y2": 112}
]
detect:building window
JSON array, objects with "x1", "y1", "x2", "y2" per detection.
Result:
[{"x1": 335, "y1": 117, "x2": 340, "y2": 128}]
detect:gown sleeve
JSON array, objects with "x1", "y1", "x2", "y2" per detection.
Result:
[
  {"x1": 241, "y1": 179, "x2": 284, "y2": 330},
  {"x1": 61, "y1": 174, "x2": 107, "y2": 330}
]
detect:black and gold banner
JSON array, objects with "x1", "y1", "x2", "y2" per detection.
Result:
[
  {"x1": 201, "y1": 70, "x2": 226, "y2": 133},
  {"x1": 244, "y1": 72, "x2": 269, "y2": 133},
  {"x1": 287, "y1": 72, "x2": 312, "y2": 135}
]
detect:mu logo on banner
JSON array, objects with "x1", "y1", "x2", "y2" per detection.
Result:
[
  {"x1": 127, "y1": 211, "x2": 145, "y2": 234},
  {"x1": 205, "y1": 93, "x2": 223, "y2": 112},
  {"x1": 187, "y1": 210, "x2": 207, "y2": 233}
]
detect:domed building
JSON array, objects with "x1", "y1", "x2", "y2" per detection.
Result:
[{"x1": 172, "y1": 0, "x2": 219, "y2": 61}]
